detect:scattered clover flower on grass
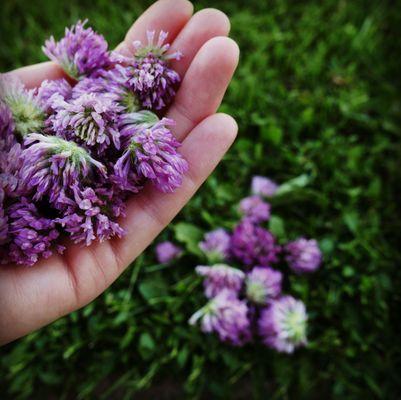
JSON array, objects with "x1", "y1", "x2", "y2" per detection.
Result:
[
  {"x1": 258, "y1": 296, "x2": 308, "y2": 353},
  {"x1": 238, "y1": 195, "x2": 271, "y2": 223},
  {"x1": 195, "y1": 264, "x2": 245, "y2": 298},
  {"x1": 189, "y1": 290, "x2": 251, "y2": 346},
  {"x1": 0, "y1": 21, "x2": 187, "y2": 266},
  {"x1": 155, "y1": 241, "x2": 182, "y2": 264},
  {"x1": 199, "y1": 228, "x2": 231, "y2": 262},
  {"x1": 230, "y1": 219, "x2": 280, "y2": 267},
  {"x1": 182, "y1": 176, "x2": 323, "y2": 352},
  {"x1": 251, "y1": 176, "x2": 278, "y2": 197},
  {"x1": 286, "y1": 238, "x2": 322, "y2": 274},
  {"x1": 245, "y1": 266, "x2": 282, "y2": 305}
]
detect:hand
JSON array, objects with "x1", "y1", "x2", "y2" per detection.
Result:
[{"x1": 0, "y1": 0, "x2": 239, "y2": 345}]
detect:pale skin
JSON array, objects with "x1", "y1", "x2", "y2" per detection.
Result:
[{"x1": 0, "y1": 0, "x2": 239, "y2": 345}]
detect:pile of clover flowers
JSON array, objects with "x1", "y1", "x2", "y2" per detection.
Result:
[
  {"x1": 0, "y1": 21, "x2": 187, "y2": 266},
  {"x1": 155, "y1": 176, "x2": 322, "y2": 353}
]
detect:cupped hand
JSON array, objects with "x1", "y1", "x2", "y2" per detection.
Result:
[{"x1": 0, "y1": 0, "x2": 239, "y2": 345}]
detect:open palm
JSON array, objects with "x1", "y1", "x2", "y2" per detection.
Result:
[{"x1": 0, "y1": 0, "x2": 239, "y2": 345}]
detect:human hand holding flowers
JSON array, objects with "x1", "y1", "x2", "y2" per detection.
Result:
[{"x1": 0, "y1": 0, "x2": 239, "y2": 345}]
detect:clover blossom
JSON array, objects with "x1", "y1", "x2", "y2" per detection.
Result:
[
  {"x1": 36, "y1": 79, "x2": 72, "y2": 111},
  {"x1": 0, "y1": 102, "x2": 15, "y2": 149},
  {"x1": 4, "y1": 197, "x2": 62, "y2": 266},
  {"x1": 0, "y1": 75, "x2": 44, "y2": 138},
  {"x1": 245, "y1": 266, "x2": 282, "y2": 305},
  {"x1": 196, "y1": 264, "x2": 245, "y2": 298},
  {"x1": 1, "y1": 104, "x2": 20, "y2": 198},
  {"x1": 155, "y1": 241, "x2": 182, "y2": 264},
  {"x1": 230, "y1": 219, "x2": 281, "y2": 267},
  {"x1": 43, "y1": 20, "x2": 111, "y2": 79},
  {"x1": 251, "y1": 176, "x2": 278, "y2": 197},
  {"x1": 50, "y1": 93, "x2": 122, "y2": 152},
  {"x1": 0, "y1": 187, "x2": 7, "y2": 245},
  {"x1": 1, "y1": 139, "x2": 26, "y2": 198},
  {"x1": 258, "y1": 296, "x2": 308, "y2": 353},
  {"x1": 239, "y1": 195, "x2": 271, "y2": 223},
  {"x1": 199, "y1": 228, "x2": 231, "y2": 262},
  {"x1": 126, "y1": 30, "x2": 181, "y2": 110},
  {"x1": 21, "y1": 133, "x2": 106, "y2": 203},
  {"x1": 189, "y1": 290, "x2": 251, "y2": 346},
  {"x1": 0, "y1": 105, "x2": 21, "y2": 226},
  {"x1": 78, "y1": 66, "x2": 142, "y2": 113},
  {"x1": 56, "y1": 185, "x2": 125, "y2": 246},
  {"x1": 115, "y1": 114, "x2": 188, "y2": 192},
  {"x1": 286, "y1": 238, "x2": 322, "y2": 274}
]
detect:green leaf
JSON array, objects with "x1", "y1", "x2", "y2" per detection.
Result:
[
  {"x1": 275, "y1": 174, "x2": 311, "y2": 196},
  {"x1": 268, "y1": 215, "x2": 286, "y2": 239},
  {"x1": 173, "y1": 222, "x2": 203, "y2": 255},
  {"x1": 138, "y1": 278, "x2": 168, "y2": 301}
]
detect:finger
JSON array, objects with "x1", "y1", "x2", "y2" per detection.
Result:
[
  {"x1": 168, "y1": 8, "x2": 230, "y2": 78},
  {"x1": 114, "y1": 113, "x2": 238, "y2": 266},
  {"x1": 8, "y1": 62, "x2": 67, "y2": 89},
  {"x1": 116, "y1": 0, "x2": 194, "y2": 56},
  {"x1": 0, "y1": 113, "x2": 237, "y2": 344},
  {"x1": 167, "y1": 36, "x2": 240, "y2": 141}
]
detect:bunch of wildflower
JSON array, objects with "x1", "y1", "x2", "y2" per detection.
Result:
[
  {"x1": 184, "y1": 175, "x2": 322, "y2": 352},
  {"x1": 0, "y1": 21, "x2": 187, "y2": 266}
]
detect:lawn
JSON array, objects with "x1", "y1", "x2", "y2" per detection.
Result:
[{"x1": 1, "y1": 0, "x2": 400, "y2": 398}]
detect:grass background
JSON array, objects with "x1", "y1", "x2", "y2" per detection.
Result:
[{"x1": 1, "y1": 0, "x2": 401, "y2": 398}]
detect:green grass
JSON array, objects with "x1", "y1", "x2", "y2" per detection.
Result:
[{"x1": 1, "y1": 0, "x2": 401, "y2": 398}]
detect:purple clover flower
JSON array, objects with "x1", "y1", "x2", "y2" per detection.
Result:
[
  {"x1": 115, "y1": 113, "x2": 188, "y2": 193},
  {"x1": 0, "y1": 102, "x2": 15, "y2": 149},
  {"x1": 239, "y1": 195, "x2": 271, "y2": 223},
  {"x1": 127, "y1": 30, "x2": 181, "y2": 110},
  {"x1": 189, "y1": 290, "x2": 251, "y2": 346},
  {"x1": 196, "y1": 264, "x2": 245, "y2": 298},
  {"x1": 285, "y1": 238, "x2": 322, "y2": 274},
  {"x1": 43, "y1": 20, "x2": 112, "y2": 79},
  {"x1": 1, "y1": 138, "x2": 26, "y2": 198},
  {"x1": 21, "y1": 133, "x2": 106, "y2": 203},
  {"x1": 0, "y1": 103, "x2": 21, "y2": 234},
  {"x1": 155, "y1": 241, "x2": 182, "y2": 264},
  {"x1": 36, "y1": 79, "x2": 72, "y2": 111},
  {"x1": 81, "y1": 66, "x2": 141, "y2": 113},
  {"x1": 0, "y1": 75, "x2": 44, "y2": 138},
  {"x1": 230, "y1": 219, "x2": 281, "y2": 267},
  {"x1": 199, "y1": 228, "x2": 231, "y2": 262},
  {"x1": 245, "y1": 266, "x2": 282, "y2": 305},
  {"x1": 0, "y1": 187, "x2": 7, "y2": 245},
  {"x1": 258, "y1": 296, "x2": 308, "y2": 353},
  {"x1": 251, "y1": 176, "x2": 278, "y2": 197},
  {"x1": 1, "y1": 23, "x2": 188, "y2": 266},
  {"x1": 56, "y1": 185, "x2": 125, "y2": 246},
  {"x1": 4, "y1": 197, "x2": 63, "y2": 266},
  {"x1": 50, "y1": 93, "x2": 122, "y2": 153},
  {"x1": 0, "y1": 104, "x2": 19, "y2": 202}
]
